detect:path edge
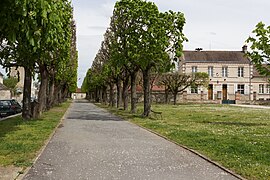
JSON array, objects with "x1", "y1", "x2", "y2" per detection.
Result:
[
  {"x1": 95, "y1": 104, "x2": 246, "y2": 180},
  {"x1": 15, "y1": 101, "x2": 73, "y2": 180}
]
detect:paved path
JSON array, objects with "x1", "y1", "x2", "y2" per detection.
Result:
[{"x1": 23, "y1": 100, "x2": 239, "y2": 180}]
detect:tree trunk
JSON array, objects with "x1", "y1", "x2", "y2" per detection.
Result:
[
  {"x1": 102, "y1": 86, "x2": 107, "y2": 105},
  {"x1": 165, "y1": 86, "x2": 169, "y2": 104},
  {"x1": 173, "y1": 92, "x2": 177, "y2": 105},
  {"x1": 109, "y1": 83, "x2": 115, "y2": 107},
  {"x1": 130, "y1": 72, "x2": 137, "y2": 113},
  {"x1": 53, "y1": 85, "x2": 60, "y2": 105},
  {"x1": 142, "y1": 68, "x2": 151, "y2": 117},
  {"x1": 122, "y1": 77, "x2": 129, "y2": 111},
  {"x1": 35, "y1": 64, "x2": 49, "y2": 118},
  {"x1": 47, "y1": 78, "x2": 55, "y2": 109},
  {"x1": 22, "y1": 67, "x2": 32, "y2": 120},
  {"x1": 116, "y1": 79, "x2": 122, "y2": 108},
  {"x1": 95, "y1": 88, "x2": 99, "y2": 102}
]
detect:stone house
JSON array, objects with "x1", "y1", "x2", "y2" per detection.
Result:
[
  {"x1": 251, "y1": 66, "x2": 270, "y2": 101},
  {"x1": 72, "y1": 88, "x2": 86, "y2": 100},
  {"x1": 179, "y1": 46, "x2": 270, "y2": 102},
  {"x1": 10, "y1": 67, "x2": 37, "y2": 102},
  {"x1": 0, "y1": 72, "x2": 11, "y2": 99}
]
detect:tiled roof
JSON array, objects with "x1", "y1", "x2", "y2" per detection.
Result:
[
  {"x1": 180, "y1": 51, "x2": 250, "y2": 64},
  {"x1": 136, "y1": 85, "x2": 164, "y2": 92},
  {"x1": 253, "y1": 64, "x2": 270, "y2": 77},
  {"x1": 76, "y1": 88, "x2": 81, "y2": 93}
]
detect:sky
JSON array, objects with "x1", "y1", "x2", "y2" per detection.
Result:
[{"x1": 1, "y1": 0, "x2": 270, "y2": 87}]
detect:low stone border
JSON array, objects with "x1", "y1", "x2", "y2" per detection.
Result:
[
  {"x1": 0, "y1": 113, "x2": 21, "y2": 122},
  {"x1": 128, "y1": 121, "x2": 246, "y2": 180}
]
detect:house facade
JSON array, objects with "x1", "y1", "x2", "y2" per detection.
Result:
[
  {"x1": 0, "y1": 72, "x2": 11, "y2": 99},
  {"x1": 72, "y1": 88, "x2": 86, "y2": 100},
  {"x1": 179, "y1": 46, "x2": 270, "y2": 102},
  {"x1": 10, "y1": 67, "x2": 38, "y2": 102}
]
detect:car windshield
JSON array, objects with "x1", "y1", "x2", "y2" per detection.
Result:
[{"x1": 0, "y1": 101, "x2": 11, "y2": 106}]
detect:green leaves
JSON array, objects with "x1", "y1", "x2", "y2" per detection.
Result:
[{"x1": 246, "y1": 22, "x2": 270, "y2": 77}]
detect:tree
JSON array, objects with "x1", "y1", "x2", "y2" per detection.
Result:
[
  {"x1": 0, "y1": 0, "x2": 76, "y2": 119},
  {"x1": 247, "y1": 22, "x2": 270, "y2": 78},
  {"x1": 158, "y1": 72, "x2": 209, "y2": 105},
  {"x1": 3, "y1": 76, "x2": 18, "y2": 98},
  {"x1": 128, "y1": 2, "x2": 187, "y2": 116}
]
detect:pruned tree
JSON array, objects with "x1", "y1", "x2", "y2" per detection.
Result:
[
  {"x1": 3, "y1": 76, "x2": 18, "y2": 98},
  {"x1": 158, "y1": 72, "x2": 209, "y2": 105}
]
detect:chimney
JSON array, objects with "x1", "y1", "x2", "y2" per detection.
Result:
[
  {"x1": 195, "y1": 48, "x2": 203, "y2": 52},
  {"x1": 242, "y1": 45, "x2": 247, "y2": 53}
]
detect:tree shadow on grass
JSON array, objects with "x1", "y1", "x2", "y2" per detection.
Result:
[
  {"x1": 0, "y1": 116, "x2": 23, "y2": 139},
  {"x1": 0, "y1": 116, "x2": 46, "y2": 139}
]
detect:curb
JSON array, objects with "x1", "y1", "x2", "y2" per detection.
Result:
[
  {"x1": 97, "y1": 105, "x2": 246, "y2": 180},
  {"x1": 0, "y1": 113, "x2": 21, "y2": 122},
  {"x1": 15, "y1": 101, "x2": 73, "y2": 180},
  {"x1": 129, "y1": 121, "x2": 246, "y2": 180}
]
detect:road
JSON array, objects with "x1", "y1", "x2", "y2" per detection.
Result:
[{"x1": 23, "y1": 100, "x2": 239, "y2": 180}]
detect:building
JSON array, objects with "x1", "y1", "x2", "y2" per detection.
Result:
[
  {"x1": 251, "y1": 66, "x2": 270, "y2": 101},
  {"x1": 72, "y1": 88, "x2": 86, "y2": 100},
  {"x1": 10, "y1": 67, "x2": 37, "y2": 102},
  {"x1": 0, "y1": 72, "x2": 11, "y2": 99},
  {"x1": 179, "y1": 46, "x2": 269, "y2": 102}
]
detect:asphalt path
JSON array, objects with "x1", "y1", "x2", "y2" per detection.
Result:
[{"x1": 23, "y1": 100, "x2": 239, "y2": 180}]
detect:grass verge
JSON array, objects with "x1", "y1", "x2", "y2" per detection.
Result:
[
  {"x1": 0, "y1": 101, "x2": 71, "y2": 167},
  {"x1": 100, "y1": 103, "x2": 270, "y2": 180}
]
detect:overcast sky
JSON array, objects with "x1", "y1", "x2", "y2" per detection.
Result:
[{"x1": 1, "y1": 0, "x2": 270, "y2": 87}]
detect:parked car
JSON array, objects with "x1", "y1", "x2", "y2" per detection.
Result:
[{"x1": 0, "y1": 99, "x2": 22, "y2": 118}]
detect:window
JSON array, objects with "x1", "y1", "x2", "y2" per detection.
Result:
[
  {"x1": 208, "y1": 66, "x2": 213, "y2": 77},
  {"x1": 192, "y1": 66, "x2": 197, "y2": 73},
  {"x1": 222, "y1": 67, "x2": 228, "y2": 77},
  {"x1": 259, "y1": 84, "x2": 264, "y2": 94},
  {"x1": 266, "y1": 84, "x2": 270, "y2": 94},
  {"x1": 191, "y1": 85, "x2": 198, "y2": 94},
  {"x1": 238, "y1": 67, "x2": 244, "y2": 77},
  {"x1": 237, "y1": 84, "x2": 245, "y2": 94}
]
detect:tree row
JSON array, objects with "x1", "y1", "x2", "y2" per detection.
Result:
[
  {"x1": 82, "y1": 0, "x2": 210, "y2": 116},
  {"x1": 0, "y1": 0, "x2": 78, "y2": 119}
]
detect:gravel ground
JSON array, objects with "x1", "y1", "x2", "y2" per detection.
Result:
[{"x1": 22, "y1": 100, "x2": 239, "y2": 180}]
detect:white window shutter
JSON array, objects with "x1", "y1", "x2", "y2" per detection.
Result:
[
  {"x1": 245, "y1": 84, "x2": 249, "y2": 94},
  {"x1": 234, "y1": 84, "x2": 237, "y2": 94}
]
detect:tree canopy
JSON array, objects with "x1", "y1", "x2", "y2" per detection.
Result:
[
  {"x1": 247, "y1": 22, "x2": 270, "y2": 78},
  {"x1": 0, "y1": 0, "x2": 78, "y2": 119},
  {"x1": 82, "y1": 0, "x2": 187, "y2": 116}
]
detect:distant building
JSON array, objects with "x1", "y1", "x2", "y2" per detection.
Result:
[
  {"x1": 0, "y1": 72, "x2": 11, "y2": 99},
  {"x1": 179, "y1": 45, "x2": 270, "y2": 102},
  {"x1": 10, "y1": 67, "x2": 38, "y2": 102},
  {"x1": 251, "y1": 65, "x2": 270, "y2": 101},
  {"x1": 72, "y1": 88, "x2": 86, "y2": 100}
]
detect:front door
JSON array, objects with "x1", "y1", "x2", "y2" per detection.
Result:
[
  {"x1": 208, "y1": 84, "x2": 213, "y2": 100},
  {"x1": 222, "y1": 84, "x2": 228, "y2": 100}
]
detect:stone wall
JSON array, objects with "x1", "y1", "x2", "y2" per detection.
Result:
[{"x1": 0, "y1": 90, "x2": 11, "y2": 99}]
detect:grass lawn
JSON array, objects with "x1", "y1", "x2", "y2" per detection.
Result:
[
  {"x1": 101, "y1": 103, "x2": 270, "y2": 180},
  {"x1": 0, "y1": 101, "x2": 70, "y2": 167}
]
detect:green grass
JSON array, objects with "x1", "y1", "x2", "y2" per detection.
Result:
[
  {"x1": 0, "y1": 101, "x2": 70, "y2": 167},
  {"x1": 100, "y1": 104, "x2": 270, "y2": 180}
]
